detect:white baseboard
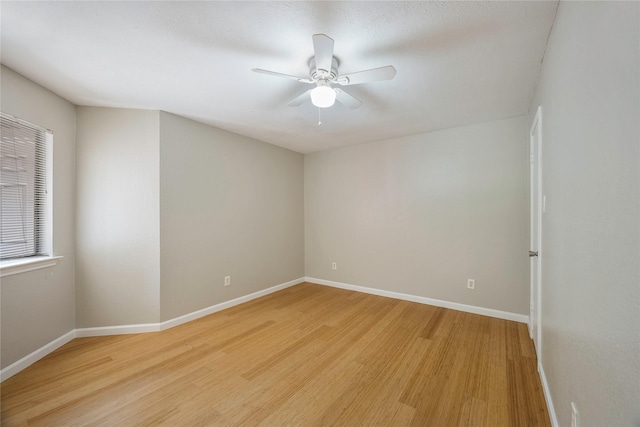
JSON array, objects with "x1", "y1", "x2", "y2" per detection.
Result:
[
  {"x1": 305, "y1": 277, "x2": 529, "y2": 324},
  {"x1": 75, "y1": 323, "x2": 161, "y2": 337},
  {"x1": 1, "y1": 277, "x2": 526, "y2": 383},
  {"x1": 0, "y1": 330, "x2": 76, "y2": 382},
  {"x1": 539, "y1": 362, "x2": 558, "y2": 427},
  {"x1": 74, "y1": 277, "x2": 305, "y2": 336},
  {"x1": 1, "y1": 277, "x2": 305, "y2": 382},
  {"x1": 160, "y1": 277, "x2": 305, "y2": 330}
]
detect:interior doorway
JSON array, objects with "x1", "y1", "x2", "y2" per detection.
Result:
[{"x1": 529, "y1": 106, "x2": 543, "y2": 362}]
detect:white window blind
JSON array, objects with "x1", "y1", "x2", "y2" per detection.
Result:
[{"x1": 0, "y1": 113, "x2": 50, "y2": 260}]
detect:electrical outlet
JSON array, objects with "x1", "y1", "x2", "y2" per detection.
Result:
[
  {"x1": 224, "y1": 275, "x2": 231, "y2": 287},
  {"x1": 571, "y1": 402, "x2": 578, "y2": 427},
  {"x1": 467, "y1": 279, "x2": 475, "y2": 289},
  {"x1": 332, "y1": 262, "x2": 337, "y2": 270}
]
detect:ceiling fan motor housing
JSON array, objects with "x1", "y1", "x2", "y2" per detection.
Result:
[
  {"x1": 309, "y1": 57, "x2": 339, "y2": 82},
  {"x1": 252, "y1": 34, "x2": 395, "y2": 109}
]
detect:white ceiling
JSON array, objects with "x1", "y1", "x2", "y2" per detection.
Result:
[{"x1": 1, "y1": 1, "x2": 557, "y2": 153}]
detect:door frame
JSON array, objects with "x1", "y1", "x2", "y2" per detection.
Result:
[{"x1": 529, "y1": 106, "x2": 543, "y2": 362}]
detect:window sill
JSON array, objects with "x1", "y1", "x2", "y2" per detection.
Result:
[{"x1": 0, "y1": 256, "x2": 63, "y2": 278}]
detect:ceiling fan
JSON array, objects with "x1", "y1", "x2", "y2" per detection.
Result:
[{"x1": 252, "y1": 34, "x2": 396, "y2": 109}]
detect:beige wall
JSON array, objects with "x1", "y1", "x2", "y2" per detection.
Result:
[
  {"x1": 0, "y1": 66, "x2": 76, "y2": 368},
  {"x1": 74, "y1": 108, "x2": 304, "y2": 327},
  {"x1": 159, "y1": 112, "x2": 304, "y2": 321},
  {"x1": 530, "y1": 2, "x2": 640, "y2": 425},
  {"x1": 75, "y1": 107, "x2": 160, "y2": 327},
  {"x1": 305, "y1": 116, "x2": 530, "y2": 315}
]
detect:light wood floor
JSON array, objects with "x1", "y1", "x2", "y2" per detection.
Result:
[{"x1": 1, "y1": 283, "x2": 550, "y2": 426}]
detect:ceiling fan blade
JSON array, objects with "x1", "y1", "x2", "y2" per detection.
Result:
[
  {"x1": 335, "y1": 88, "x2": 361, "y2": 109},
  {"x1": 336, "y1": 65, "x2": 397, "y2": 86},
  {"x1": 312, "y1": 34, "x2": 335, "y2": 74},
  {"x1": 252, "y1": 69, "x2": 313, "y2": 84},
  {"x1": 287, "y1": 89, "x2": 312, "y2": 107}
]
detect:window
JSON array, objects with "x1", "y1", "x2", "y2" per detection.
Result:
[{"x1": 0, "y1": 113, "x2": 51, "y2": 260}]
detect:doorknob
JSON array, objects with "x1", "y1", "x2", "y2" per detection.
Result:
[{"x1": 529, "y1": 251, "x2": 538, "y2": 257}]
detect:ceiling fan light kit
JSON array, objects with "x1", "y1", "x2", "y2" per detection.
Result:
[
  {"x1": 253, "y1": 34, "x2": 396, "y2": 112},
  {"x1": 310, "y1": 83, "x2": 336, "y2": 108}
]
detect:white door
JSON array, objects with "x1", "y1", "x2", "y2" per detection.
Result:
[{"x1": 529, "y1": 106, "x2": 542, "y2": 361}]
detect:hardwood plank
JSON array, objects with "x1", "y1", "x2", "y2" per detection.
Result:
[
  {"x1": 458, "y1": 397, "x2": 487, "y2": 427},
  {"x1": 419, "y1": 306, "x2": 445, "y2": 339},
  {"x1": 0, "y1": 283, "x2": 550, "y2": 427},
  {"x1": 486, "y1": 317, "x2": 510, "y2": 426}
]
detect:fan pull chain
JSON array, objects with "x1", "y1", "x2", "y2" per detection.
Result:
[{"x1": 318, "y1": 108, "x2": 322, "y2": 126}]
